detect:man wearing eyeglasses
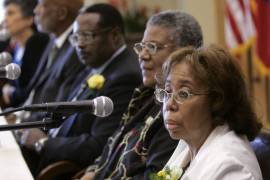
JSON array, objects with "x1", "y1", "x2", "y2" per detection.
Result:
[
  {"x1": 81, "y1": 11, "x2": 203, "y2": 180},
  {"x1": 20, "y1": 3, "x2": 142, "y2": 177}
]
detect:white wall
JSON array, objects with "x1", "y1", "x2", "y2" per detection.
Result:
[
  {"x1": 0, "y1": 0, "x2": 4, "y2": 23},
  {"x1": 83, "y1": 0, "x2": 218, "y2": 44},
  {"x1": 180, "y1": 0, "x2": 218, "y2": 45},
  {"x1": 84, "y1": 0, "x2": 106, "y2": 5}
]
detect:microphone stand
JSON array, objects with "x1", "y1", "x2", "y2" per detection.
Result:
[{"x1": 0, "y1": 113, "x2": 65, "y2": 131}]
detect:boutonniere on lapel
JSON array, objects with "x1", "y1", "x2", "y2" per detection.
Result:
[
  {"x1": 87, "y1": 74, "x2": 105, "y2": 90},
  {"x1": 149, "y1": 166, "x2": 183, "y2": 180}
]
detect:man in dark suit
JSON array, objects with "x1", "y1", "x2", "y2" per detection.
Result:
[
  {"x1": 26, "y1": 0, "x2": 84, "y2": 104},
  {"x1": 17, "y1": 0, "x2": 84, "y2": 175},
  {"x1": 21, "y1": 3, "x2": 142, "y2": 177},
  {"x1": 14, "y1": 0, "x2": 84, "y2": 122}
]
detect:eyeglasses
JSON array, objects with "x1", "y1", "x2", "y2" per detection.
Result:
[
  {"x1": 69, "y1": 27, "x2": 112, "y2": 47},
  {"x1": 154, "y1": 88, "x2": 208, "y2": 104},
  {"x1": 133, "y1": 42, "x2": 171, "y2": 55}
]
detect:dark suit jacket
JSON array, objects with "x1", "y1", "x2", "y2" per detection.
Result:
[
  {"x1": 31, "y1": 37, "x2": 84, "y2": 103},
  {"x1": 39, "y1": 48, "x2": 142, "y2": 169},
  {"x1": 24, "y1": 36, "x2": 85, "y2": 122},
  {"x1": 0, "y1": 39, "x2": 11, "y2": 53},
  {"x1": 9, "y1": 32, "x2": 50, "y2": 107},
  {"x1": 0, "y1": 39, "x2": 13, "y2": 103}
]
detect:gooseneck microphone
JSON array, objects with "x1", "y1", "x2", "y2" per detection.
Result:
[
  {"x1": 0, "y1": 96, "x2": 114, "y2": 117},
  {"x1": 0, "y1": 52, "x2": 12, "y2": 66},
  {"x1": 0, "y1": 63, "x2": 21, "y2": 80},
  {"x1": 0, "y1": 29, "x2": 10, "y2": 41}
]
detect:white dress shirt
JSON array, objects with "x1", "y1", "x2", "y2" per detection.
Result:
[{"x1": 165, "y1": 124, "x2": 262, "y2": 180}]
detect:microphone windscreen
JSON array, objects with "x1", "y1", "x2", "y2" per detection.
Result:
[
  {"x1": 5, "y1": 63, "x2": 21, "y2": 80},
  {"x1": 0, "y1": 29, "x2": 10, "y2": 41},
  {"x1": 93, "y1": 96, "x2": 113, "y2": 117},
  {"x1": 0, "y1": 52, "x2": 12, "y2": 66}
]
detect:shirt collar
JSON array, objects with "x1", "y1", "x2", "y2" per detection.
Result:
[
  {"x1": 91, "y1": 44, "x2": 127, "y2": 75},
  {"x1": 54, "y1": 25, "x2": 73, "y2": 49}
]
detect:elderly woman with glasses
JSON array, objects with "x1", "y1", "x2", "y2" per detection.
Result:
[
  {"x1": 80, "y1": 10, "x2": 203, "y2": 180},
  {"x1": 154, "y1": 45, "x2": 262, "y2": 180}
]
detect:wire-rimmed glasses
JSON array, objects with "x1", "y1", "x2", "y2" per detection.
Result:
[
  {"x1": 133, "y1": 42, "x2": 171, "y2": 55},
  {"x1": 155, "y1": 88, "x2": 208, "y2": 104}
]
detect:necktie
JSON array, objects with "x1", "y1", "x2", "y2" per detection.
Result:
[
  {"x1": 49, "y1": 76, "x2": 89, "y2": 137},
  {"x1": 70, "y1": 70, "x2": 93, "y2": 101},
  {"x1": 71, "y1": 82, "x2": 87, "y2": 101},
  {"x1": 46, "y1": 44, "x2": 58, "y2": 70}
]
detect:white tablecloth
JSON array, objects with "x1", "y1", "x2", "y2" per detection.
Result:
[{"x1": 0, "y1": 117, "x2": 33, "y2": 180}]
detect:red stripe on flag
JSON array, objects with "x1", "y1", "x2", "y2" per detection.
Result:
[
  {"x1": 226, "y1": 4, "x2": 244, "y2": 44},
  {"x1": 255, "y1": 0, "x2": 270, "y2": 68},
  {"x1": 238, "y1": 0, "x2": 246, "y2": 16}
]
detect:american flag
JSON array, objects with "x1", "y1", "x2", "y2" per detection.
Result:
[
  {"x1": 253, "y1": 0, "x2": 270, "y2": 74},
  {"x1": 224, "y1": 0, "x2": 255, "y2": 55},
  {"x1": 225, "y1": 0, "x2": 270, "y2": 74}
]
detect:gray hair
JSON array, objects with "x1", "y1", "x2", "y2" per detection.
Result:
[{"x1": 147, "y1": 10, "x2": 203, "y2": 48}]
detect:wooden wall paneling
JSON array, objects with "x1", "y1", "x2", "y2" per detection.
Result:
[
  {"x1": 215, "y1": 0, "x2": 226, "y2": 46},
  {"x1": 252, "y1": 60, "x2": 268, "y2": 127}
]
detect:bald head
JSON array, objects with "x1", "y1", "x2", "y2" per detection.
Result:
[
  {"x1": 56, "y1": 0, "x2": 83, "y2": 18},
  {"x1": 34, "y1": 0, "x2": 83, "y2": 36}
]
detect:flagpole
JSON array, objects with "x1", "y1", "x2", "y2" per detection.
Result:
[
  {"x1": 247, "y1": 46, "x2": 254, "y2": 97},
  {"x1": 265, "y1": 76, "x2": 270, "y2": 121}
]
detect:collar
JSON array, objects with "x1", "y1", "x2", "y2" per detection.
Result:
[
  {"x1": 166, "y1": 124, "x2": 230, "y2": 169},
  {"x1": 91, "y1": 44, "x2": 127, "y2": 75},
  {"x1": 54, "y1": 25, "x2": 73, "y2": 49}
]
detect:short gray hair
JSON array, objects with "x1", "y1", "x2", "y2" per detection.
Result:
[{"x1": 147, "y1": 10, "x2": 203, "y2": 48}]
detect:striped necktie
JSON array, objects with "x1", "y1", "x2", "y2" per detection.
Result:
[{"x1": 46, "y1": 44, "x2": 58, "y2": 69}]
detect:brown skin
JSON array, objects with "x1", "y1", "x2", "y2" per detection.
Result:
[
  {"x1": 81, "y1": 24, "x2": 178, "y2": 180},
  {"x1": 34, "y1": 0, "x2": 83, "y2": 36},
  {"x1": 19, "y1": 0, "x2": 83, "y2": 148},
  {"x1": 73, "y1": 12, "x2": 124, "y2": 67},
  {"x1": 138, "y1": 25, "x2": 175, "y2": 88},
  {"x1": 162, "y1": 62, "x2": 214, "y2": 159},
  {"x1": 3, "y1": 3, "x2": 34, "y2": 46}
]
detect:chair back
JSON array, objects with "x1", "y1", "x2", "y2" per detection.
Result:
[{"x1": 251, "y1": 129, "x2": 270, "y2": 180}]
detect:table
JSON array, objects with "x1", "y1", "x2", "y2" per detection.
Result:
[{"x1": 0, "y1": 117, "x2": 34, "y2": 180}]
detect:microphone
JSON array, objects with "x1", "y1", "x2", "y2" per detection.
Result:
[
  {"x1": 0, "y1": 63, "x2": 21, "y2": 80},
  {"x1": 0, "y1": 52, "x2": 12, "y2": 66},
  {"x1": 0, "y1": 96, "x2": 114, "y2": 117},
  {"x1": 0, "y1": 29, "x2": 10, "y2": 41}
]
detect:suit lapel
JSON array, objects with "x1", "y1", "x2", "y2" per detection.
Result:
[
  {"x1": 57, "y1": 48, "x2": 129, "y2": 136},
  {"x1": 48, "y1": 40, "x2": 73, "y2": 80},
  {"x1": 26, "y1": 38, "x2": 55, "y2": 91},
  {"x1": 34, "y1": 37, "x2": 72, "y2": 90}
]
